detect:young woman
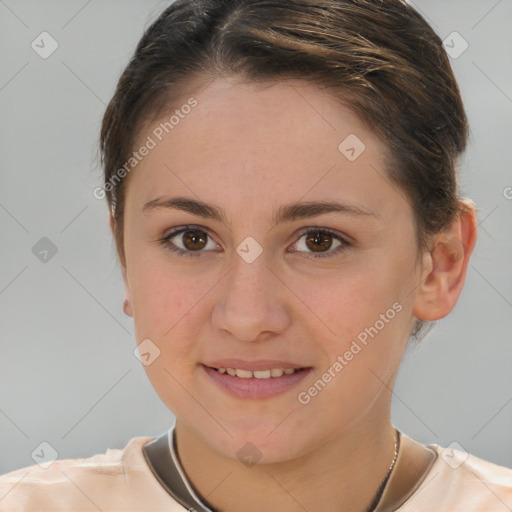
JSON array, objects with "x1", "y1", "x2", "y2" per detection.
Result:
[{"x1": 1, "y1": 0, "x2": 511, "y2": 510}]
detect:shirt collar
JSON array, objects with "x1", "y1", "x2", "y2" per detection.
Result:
[{"x1": 142, "y1": 424, "x2": 217, "y2": 512}]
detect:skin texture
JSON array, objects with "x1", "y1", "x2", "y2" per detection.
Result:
[{"x1": 111, "y1": 76, "x2": 477, "y2": 512}]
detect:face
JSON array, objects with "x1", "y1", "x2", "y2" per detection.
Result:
[{"x1": 121, "y1": 76, "x2": 424, "y2": 463}]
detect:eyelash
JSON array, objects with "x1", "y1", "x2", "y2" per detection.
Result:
[{"x1": 157, "y1": 225, "x2": 351, "y2": 260}]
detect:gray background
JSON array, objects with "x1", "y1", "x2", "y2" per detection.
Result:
[{"x1": 0, "y1": 0, "x2": 511, "y2": 475}]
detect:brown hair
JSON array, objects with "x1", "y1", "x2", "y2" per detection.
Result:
[{"x1": 100, "y1": 0, "x2": 469, "y2": 336}]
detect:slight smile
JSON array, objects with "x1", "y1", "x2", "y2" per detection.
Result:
[{"x1": 201, "y1": 360, "x2": 313, "y2": 399}]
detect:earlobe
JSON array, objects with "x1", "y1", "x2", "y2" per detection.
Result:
[
  {"x1": 123, "y1": 298, "x2": 134, "y2": 317},
  {"x1": 109, "y1": 214, "x2": 134, "y2": 317},
  {"x1": 413, "y1": 200, "x2": 478, "y2": 321}
]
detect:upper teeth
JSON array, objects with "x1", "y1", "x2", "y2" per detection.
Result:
[{"x1": 218, "y1": 368, "x2": 298, "y2": 378}]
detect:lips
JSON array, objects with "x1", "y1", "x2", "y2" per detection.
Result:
[{"x1": 201, "y1": 360, "x2": 313, "y2": 399}]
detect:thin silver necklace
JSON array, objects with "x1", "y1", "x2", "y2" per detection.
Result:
[{"x1": 366, "y1": 428, "x2": 401, "y2": 512}]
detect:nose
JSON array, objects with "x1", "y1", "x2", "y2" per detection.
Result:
[{"x1": 211, "y1": 250, "x2": 291, "y2": 343}]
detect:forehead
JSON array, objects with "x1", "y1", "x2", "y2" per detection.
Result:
[{"x1": 125, "y1": 76, "x2": 404, "y2": 219}]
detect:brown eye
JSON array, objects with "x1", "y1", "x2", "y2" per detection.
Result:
[
  {"x1": 305, "y1": 231, "x2": 334, "y2": 252},
  {"x1": 182, "y1": 229, "x2": 208, "y2": 251},
  {"x1": 158, "y1": 225, "x2": 220, "y2": 258},
  {"x1": 291, "y1": 228, "x2": 349, "y2": 259}
]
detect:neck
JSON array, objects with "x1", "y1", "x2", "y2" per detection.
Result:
[{"x1": 174, "y1": 409, "x2": 399, "y2": 512}]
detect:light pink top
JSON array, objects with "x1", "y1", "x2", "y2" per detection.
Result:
[{"x1": 1, "y1": 433, "x2": 512, "y2": 511}]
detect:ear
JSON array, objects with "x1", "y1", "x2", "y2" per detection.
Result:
[
  {"x1": 412, "y1": 199, "x2": 478, "y2": 321},
  {"x1": 109, "y1": 214, "x2": 133, "y2": 317}
]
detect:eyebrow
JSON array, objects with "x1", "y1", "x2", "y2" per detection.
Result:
[{"x1": 142, "y1": 196, "x2": 379, "y2": 227}]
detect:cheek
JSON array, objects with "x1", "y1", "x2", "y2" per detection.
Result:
[
  {"x1": 128, "y1": 255, "x2": 203, "y2": 336},
  {"x1": 128, "y1": 258, "x2": 210, "y2": 416},
  {"x1": 127, "y1": 269, "x2": 194, "y2": 387},
  {"x1": 293, "y1": 272, "x2": 407, "y2": 427},
  {"x1": 293, "y1": 254, "x2": 414, "y2": 398},
  {"x1": 298, "y1": 266, "x2": 406, "y2": 341}
]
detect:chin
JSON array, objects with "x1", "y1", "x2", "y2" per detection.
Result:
[{"x1": 206, "y1": 424, "x2": 312, "y2": 466}]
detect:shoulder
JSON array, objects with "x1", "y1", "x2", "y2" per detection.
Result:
[
  {"x1": 0, "y1": 435, "x2": 187, "y2": 512},
  {"x1": 400, "y1": 443, "x2": 512, "y2": 511}
]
